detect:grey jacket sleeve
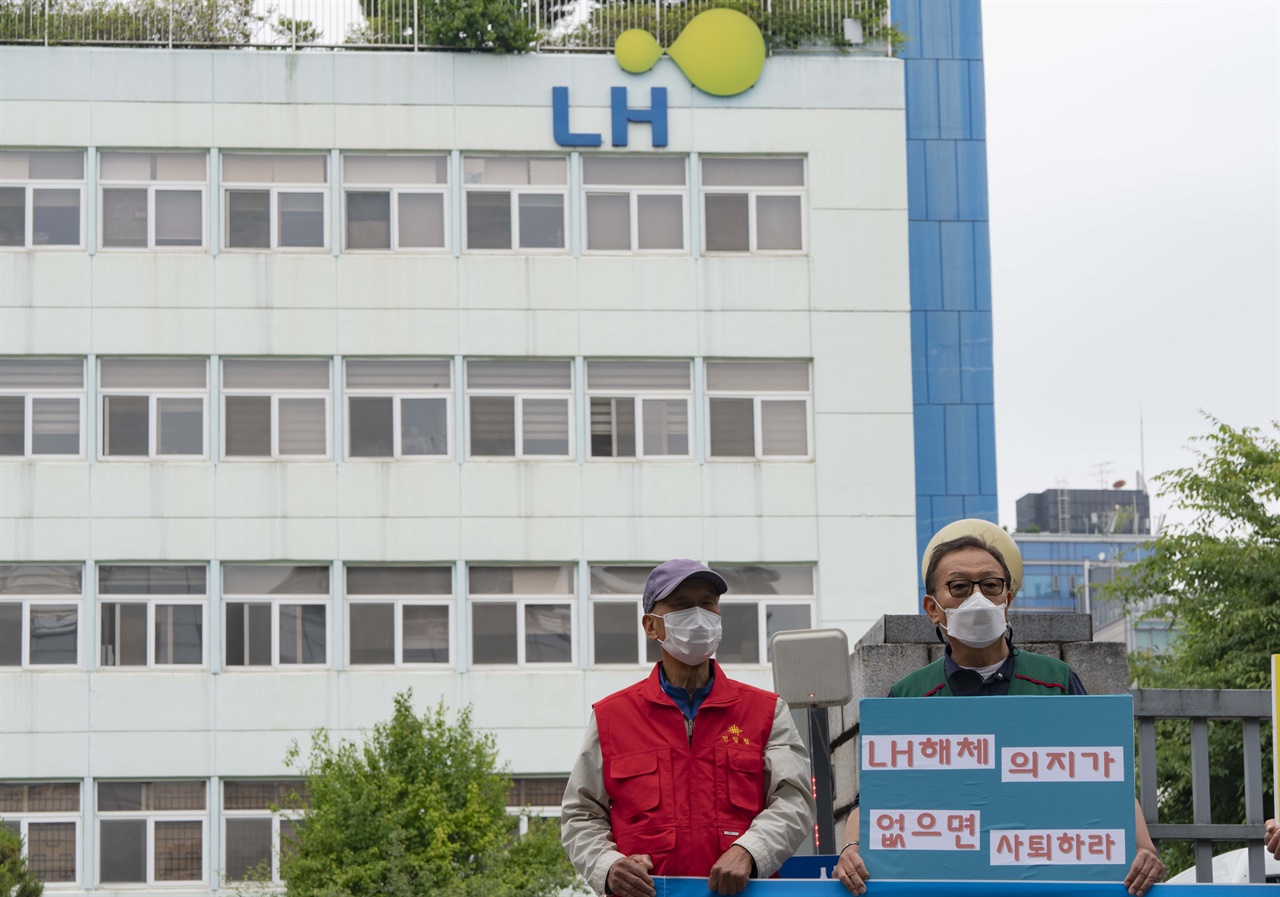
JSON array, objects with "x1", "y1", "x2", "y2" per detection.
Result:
[
  {"x1": 732, "y1": 697, "x2": 816, "y2": 877},
  {"x1": 560, "y1": 711, "x2": 626, "y2": 896}
]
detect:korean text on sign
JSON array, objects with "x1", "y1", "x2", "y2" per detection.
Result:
[
  {"x1": 1000, "y1": 746, "x2": 1124, "y2": 782},
  {"x1": 868, "y1": 810, "x2": 980, "y2": 851},
  {"x1": 862, "y1": 735, "x2": 995, "y2": 770},
  {"x1": 990, "y1": 830, "x2": 1125, "y2": 866}
]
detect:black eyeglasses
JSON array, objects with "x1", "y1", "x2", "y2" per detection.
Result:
[{"x1": 940, "y1": 578, "x2": 1008, "y2": 600}]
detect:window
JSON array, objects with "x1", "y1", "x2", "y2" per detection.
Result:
[
  {"x1": 582, "y1": 156, "x2": 686, "y2": 253},
  {"x1": 346, "y1": 566, "x2": 453, "y2": 666},
  {"x1": 714, "y1": 565, "x2": 814, "y2": 664},
  {"x1": 506, "y1": 778, "x2": 569, "y2": 820},
  {"x1": 221, "y1": 359, "x2": 330, "y2": 459},
  {"x1": 342, "y1": 155, "x2": 448, "y2": 251},
  {"x1": 100, "y1": 152, "x2": 206, "y2": 250},
  {"x1": 98, "y1": 565, "x2": 206, "y2": 668},
  {"x1": 222, "y1": 154, "x2": 327, "y2": 250},
  {"x1": 468, "y1": 566, "x2": 574, "y2": 666},
  {"x1": 0, "y1": 564, "x2": 81, "y2": 669},
  {"x1": 701, "y1": 157, "x2": 805, "y2": 253},
  {"x1": 99, "y1": 359, "x2": 207, "y2": 459},
  {"x1": 97, "y1": 781, "x2": 206, "y2": 886},
  {"x1": 222, "y1": 780, "x2": 307, "y2": 885},
  {"x1": 466, "y1": 360, "x2": 573, "y2": 459},
  {"x1": 0, "y1": 151, "x2": 84, "y2": 248},
  {"x1": 223, "y1": 565, "x2": 330, "y2": 668},
  {"x1": 586, "y1": 361, "x2": 691, "y2": 459},
  {"x1": 0, "y1": 358, "x2": 84, "y2": 458},
  {"x1": 0, "y1": 782, "x2": 80, "y2": 885},
  {"x1": 462, "y1": 156, "x2": 567, "y2": 251},
  {"x1": 345, "y1": 360, "x2": 451, "y2": 459},
  {"x1": 588, "y1": 565, "x2": 661, "y2": 666},
  {"x1": 705, "y1": 361, "x2": 811, "y2": 459}
]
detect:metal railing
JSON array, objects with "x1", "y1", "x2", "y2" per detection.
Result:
[
  {"x1": 0, "y1": 0, "x2": 892, "y2": 52},
  {"x1": 1133, "y1": 688, "x2": 1273, "y2": 884}
]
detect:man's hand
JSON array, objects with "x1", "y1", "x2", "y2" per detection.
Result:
[
  {"x1": 1124, "y1": 845, "x2": 1166, "y2": 896},
  {"x1": 833, "y1": 844, "x2": 870, "y2": 895},
  {"x1": 707, "y1": 844, "x2": 753, "y2": 895},
  {"x1": 1266, "y1": 818, "x2": 1280, "y2": 861},
  {"x1": 606, "y1": 854, "x2": 655, "y2": 897}
]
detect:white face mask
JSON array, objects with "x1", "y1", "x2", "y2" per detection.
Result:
[
  {"x1": 939, "y1": 593, "x2": 1008, "y2": 649},
  {"x1": 651, "y1": 606, "x2": 723, "y2": 665}
]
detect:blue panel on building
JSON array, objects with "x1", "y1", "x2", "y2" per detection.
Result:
[
  {"x1": 964, "y1": 492, "x2": 997, "y2": 522},
  {"x1": 973, "y1": 221, "x2": 992, "y2": 311},
  {"x1": 906, "y1": 139, "x2": 927, "y2": 219},
  {"x1": 924, "y1": 140, "x2": 958, "y2": 220},
  {"x1": 894, "y1": 0, "x2": 923, "y2": 59},
  {"x1": 937, "y1": 59, "x2": 971, "y2": 140},
  {"x1": 978, "y1": 402, "x2": 997, "y2": 495},
  {"x1": 940, "y1": 221, "x2": 975, "y2": 310},
  {"x1": 909, "y1": 221, "x2": 943, "y2": 309},
  {"x1": 956, "y1": 140, "x2": 989, "y2": 220},
  {"x1": 910, "y1": 310, "x2": 928, "y2": 405},
  {"x1": 904, "y1": 58, "x2": 939, "y2": 140},
  {"x1": 960, "y1": 310, "x2": 993, "y2": 403},
  {"x1": 925, "y1": 311, "x2": 961, "y2": 403},
  {"x1": 916, "y1": 493, "x2": 935, "y2": 567},
  {"x1": 914, "y1": 403, "x2": 947, "y2": 494},
  {"x1": 919, "y1": 0, "x2": 953, "y2": 59},
  {"x1": 956, "y1": 0, "x2": 984, "y2": 59},
  {"x1": 932, "y1": 494, "x2": 966, "y2": 531},
  {"x1": 969, "y1": 61, "x2": 987, "y2": 140},
  {"x1": 944, "y1": 403, "x2": 981, "y2": 494}
]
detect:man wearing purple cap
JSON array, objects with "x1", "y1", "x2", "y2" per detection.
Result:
[{"x1": 561, "y1": 559, "x2": 814, "y2": 897}]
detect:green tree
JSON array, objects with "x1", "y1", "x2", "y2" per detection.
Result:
[
  {"x1": 280, "y1": 691, "x2": 580, "y2": 897},
  {"x1": 1102, "y1": 417, "x2": 1279, "y2": 873},
  {"x1": 352, "y1": 0, "x2": 538, "y2": 52},
  {"x1": 0, "y1": 0, "x2": 268, "y2": 46},
  {"x1": 0, "y1": 826, "x2": 43, "y2": 897}
]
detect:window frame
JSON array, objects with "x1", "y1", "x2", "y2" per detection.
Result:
[
  {"x1": 467, "y1": 566, "x2": 577, "y2": 669},
  {"x1": 464, "y1": 361, "x2": 575, "y2": 462},
  {"x1": 585, "y1": 361, "x2": 693, "y2": 462},
  {"x1": 587, "y1": 597, "x2": 660, "y2": 668},
  {"x1": 0, "y1": 782, "x2": 82, "y2": 888},
  {"x1": 343, "y1": 360, "x2": 453, "y2": 462},
  {"x1": 220, "y1": 780, "x2": 306, "y2": 887},
  {"x1": 0, "y1": 151, "x2": 87, "y2": 251},
  {"x1": 580, "y1": 157, "x2": 688, "y2": 255},
  {"x1": 461, "y1": 155, "x2": 569, "y2": 254},
  {"x1": 340, "y1": 154, "x2": 450, "y2": 254},
  {"x1": 98, "y1": 360, "x2": 209, "y2": 461},
  {"x1": 0, "y1": 359, "x2": 87, "y2": 460},
  {"x1": 716, "y1": 596, "x2": 816, "y2": 666},
  {"x1": 97, "y1": 154, "x2": 208, "y2": 252},
  {"x1": 0, "y1": 565, "x2": 83, "y2": 670},
  {"x1": 220, "y1": 360, "x2": 332, "y2": 461},
  {"x1": 221, "y1": 154, "x2": 329, "y2": 253},
  {"x1": 346, "y1": 596, "x2": 454, "y2": 669},
  {"x1": 699, "y1": 156, "x2": 807, "y2": 256},
  {"x1": 97, "y1": 597, "x2": 208, "y2": 670},
  {"x1": 704, "y1": 363, "x2": 813, "y2": 462},
  {"x1": 222, "y1": 566, "x2": 332, "y2": 671},
  {"x1": 96, "y1": 781, "x2": 208, "y2": 888}
]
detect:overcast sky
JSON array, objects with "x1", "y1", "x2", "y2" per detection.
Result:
[{"x1": 982, "y1": 0, "x2": 1280, "y2": 530}]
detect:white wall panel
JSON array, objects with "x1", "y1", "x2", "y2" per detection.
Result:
[
  {"x1": 0, "y1": 517, "x2": 91, "y2": 560},
  {"x1": 814, "y1": 413, "x2": 916, "y2": 517},
  {"x1": 214, "y1": 308, "x2": 337, "y2": 355},
  {"x1": 337, "y1": 517, "x2": 462, "y2": 561},
  {"x1": 93, "y1": 254, "x2": 216, "y2": 309},
  {"x1": 337, "y1": 256, "x2": 457, "y2": 310},
  {"x1": 579, "y1": 463, "x2": 703, "y2": 518},
  {"x1": 215, "y1": 255, "x2": 338, "y2": 310},
  {"x1": 0, "y1": 100, "x2": 92, "y2": 145},
  {"x1": 1, "y1": 464, "x2": 90, "y2": 518},
  {"x1": 89, "y1": 517, "x2": 216, "y2": 560},
  {"x1": 579, "y1": 516, "x2": 704, "y2": 563},
  {"x1": 91, "y1": 101, "x2": 214, "y2": 149},
  {"x1": 1, "y1": 253, "x2": 91, "y2": 308},
  {"x1": 578, "y1": 257, "x2": 698, "y2": 311},
  {"x1": 90, "y1": 463, "x2": 215, "y2": 519},
  {"x1": 811, "y1": 310, "x2": 913, "y2": 413},
  {"x1": 213, "y1": 517, "x2": 339, "y2": 560},
  {"x1": 336, "y1": 309, "x2": 460, "y2": 356},
  {"x1": 0, "y1": 308, "x2": 91, "y2": 354},
  {"x1": 809, "y1": 208, "x2": 910, "y2": 312}
]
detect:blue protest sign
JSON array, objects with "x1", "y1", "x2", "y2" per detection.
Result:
[
  {"x1": 859, "y1": 695, "x2": 1136, "y2": 882},
  {"x1": 653, "y1": 879, "x2": 1247, "y2": 896}
]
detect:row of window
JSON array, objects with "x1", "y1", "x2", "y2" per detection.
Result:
[
  {"x1": 0, "y1": 563, "x2": 815, "y2": 671},
  {"x1": 0, "y1": 357, "x2": 812, "y2": 461},
  {"x1": 0, "y1": 150, "x2": 806, "y2": 255}
]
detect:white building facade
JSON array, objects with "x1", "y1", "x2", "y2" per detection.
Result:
[{"x1": 0, "y1": 45, "x2": 918, "y2": 893}]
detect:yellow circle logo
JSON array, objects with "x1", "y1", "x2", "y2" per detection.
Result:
[{"x1": 615, "y1": 9, "x2": 767, "y2": 97}]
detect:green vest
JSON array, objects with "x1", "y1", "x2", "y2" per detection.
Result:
[{"x1": 891, "y1": 648, "x2": 1073, "y2": 697}]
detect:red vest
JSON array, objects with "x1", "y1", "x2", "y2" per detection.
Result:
[{"x1": 594, "y1": 661, "x2": 779, "y2": 877}]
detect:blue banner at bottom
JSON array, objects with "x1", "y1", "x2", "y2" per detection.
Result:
[{"x1": 653, "y1": 878, "x2": 1263, "y2": 896}]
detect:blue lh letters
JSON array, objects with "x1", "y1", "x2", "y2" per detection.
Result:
[{"x1": 552, "y1": 86, "x2": 669, "y2": 148}]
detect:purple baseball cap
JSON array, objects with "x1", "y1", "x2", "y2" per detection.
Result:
[{"x1": 642, "y1": 559, "x2": 728, "y2": 613}]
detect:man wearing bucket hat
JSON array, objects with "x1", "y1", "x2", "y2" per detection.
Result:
[
  {"x1": 832, "y1": 520, "x2": 1166, "y2": 897},
  {"x1": 561, "y1": 559, "x2": 814, "y2": 897}
]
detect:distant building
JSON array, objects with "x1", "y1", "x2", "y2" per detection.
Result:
[
  {"x1": 1012, "y1": 532, "x2": 1172, "y2": 652},
  {"x1": 1015, "y1": 485, "x2": 1152, "y2": 535}
]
